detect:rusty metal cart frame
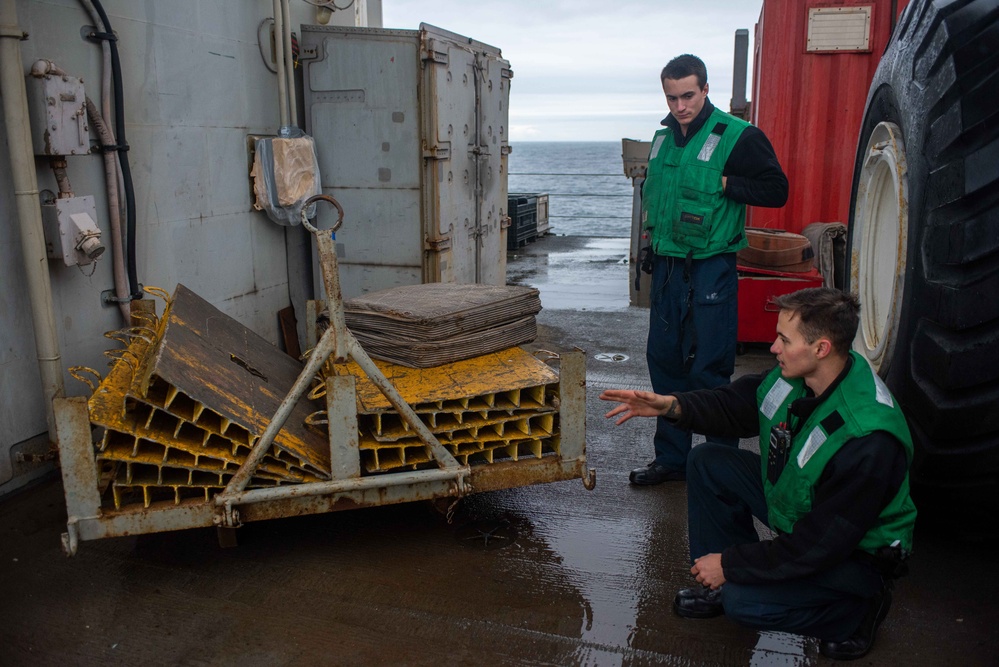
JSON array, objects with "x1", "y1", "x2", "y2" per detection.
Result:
[{"x1": 54, "y1": 195, "x2": 594, "y2": 555}]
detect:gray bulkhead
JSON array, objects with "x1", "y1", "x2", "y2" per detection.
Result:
[{"x1": 0, "y1": 0, "x2": 384, "y2": 497}]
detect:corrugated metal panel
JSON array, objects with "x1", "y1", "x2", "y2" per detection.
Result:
[{"x1": 748, "y1": 0, "x2": 907, "y2": 234}]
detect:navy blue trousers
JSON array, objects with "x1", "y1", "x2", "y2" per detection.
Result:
[
  {"x1": 686, "y1": 443, "x2": 883, "y2": 642},
  {"x1": 647, "y1": 253, "x2": 739, "y2": 471}
]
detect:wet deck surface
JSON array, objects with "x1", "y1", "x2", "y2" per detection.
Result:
[{"x1": 2, "y1": 234, "x2": 998, "y2": 666}]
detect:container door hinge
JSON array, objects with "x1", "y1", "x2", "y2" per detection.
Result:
[
  {"x1": 421, "y1": 38, "x2": 449, "y2": 66},
  {"x1": 423, "y1": 142, "x2": 450, "y2": 160},
  {"x1": 425, "y1": 235, "x2": 452, "y2": 252}
]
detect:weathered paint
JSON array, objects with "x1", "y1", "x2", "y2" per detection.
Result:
[
  {"x1": 326, "y1": 375, "x2": 362, "y2": 480},
  {"x1": 312, "y1": 346, "x2": 562, "y2": 473},
  {"x1": 333, "y1": 346, "x2": 559, "y2": 411},
  {"x1": 60, "y1": 287, "x2": 588, "y2": 551},
  {"x1": 60, "y1": 432, "x2": 586, "y2": 550}
]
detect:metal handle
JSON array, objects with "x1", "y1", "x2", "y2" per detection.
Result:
[{"x1": 301, "y1": 194, "x2": 344, "y2": 235}]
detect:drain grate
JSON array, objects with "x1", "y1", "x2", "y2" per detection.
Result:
[{"x1": 454, "y1": 519, "x2": 517, "y2": 550}]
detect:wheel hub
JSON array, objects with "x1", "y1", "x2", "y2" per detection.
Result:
[{"x1": 851, "y1": 121, "x2": 908, "y2": 373}]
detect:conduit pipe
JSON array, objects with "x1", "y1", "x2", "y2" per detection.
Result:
[
  {"x1": 272, "y1": 0, "x2": 289, "y2": 127},
  {"x1": 281, "y1": 0, "x2": 297, "y2": 125},
  {"x1": 79, "y1": 0, "x2": 129, "y2": 322},
  {"x1": 0, "y1": 0, "x2": 65, "y2": 436},
  {"x1": 88, "y1": 0, "x2": 138, "y2": 302},
  {"x1": 86, "y1": 97, "x2": 129, "y2": 322}
]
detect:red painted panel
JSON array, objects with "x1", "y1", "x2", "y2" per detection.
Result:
[
  {"x1": 737, "y1": 267, "x2": 825, "y2": 343},
  {"x1": 746, "y1": 0, "x2": 909, "y2": 234}
]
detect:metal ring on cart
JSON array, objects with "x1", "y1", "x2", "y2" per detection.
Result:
[{"x1": 301, "y1": 194, "x2": 345, "y2": 235}]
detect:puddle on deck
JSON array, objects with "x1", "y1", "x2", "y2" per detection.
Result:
[{"x1": 508, "y1": 237, "x2": 631, "y2": 311}]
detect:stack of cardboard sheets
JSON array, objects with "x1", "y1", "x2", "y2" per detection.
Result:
[{"x1": 343, "y1": 283, "x2": 542, "y2": 368}]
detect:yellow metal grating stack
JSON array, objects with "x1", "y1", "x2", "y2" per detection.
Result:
[
  {"x1": 86, "y1": 285, "x2": 331, "y2": 509},
  {"x1": 312, "y1": 347, "x2": 562, "y2": 473}
]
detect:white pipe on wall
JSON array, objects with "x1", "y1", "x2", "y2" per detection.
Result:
[
  {"x1": 272, "y1": 0, "x2": 288, "y2": 128},
  {"x1": 0, "y1": 0, "x2": 65, "y2": 437},
  {"x1": 281, "y1": 0, "x2": 297, "y2": 126}
]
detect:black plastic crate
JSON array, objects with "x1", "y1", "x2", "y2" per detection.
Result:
[{"x1": 507, "y1": 195, "x2": 538, "y2": 250}]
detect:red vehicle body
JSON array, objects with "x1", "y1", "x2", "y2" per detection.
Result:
[{"x1": 748, "y1": 0, "x2": 911, "y2": 234}]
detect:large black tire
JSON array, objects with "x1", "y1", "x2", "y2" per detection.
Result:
[{"x1": 846, "y1": 0, "x2": 999, "y2": 499}]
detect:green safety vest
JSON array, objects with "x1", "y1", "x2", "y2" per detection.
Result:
[
  {"x1": 642, "y1": 107, "x2": 750, "y2": 258},
  {"x1": 756, "y1": 352, "x2": 917, "y2": 554}
]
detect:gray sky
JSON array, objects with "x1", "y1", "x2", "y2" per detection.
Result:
[{"x1": 381, "y1": 0, "x2": 765, "y2": 142}]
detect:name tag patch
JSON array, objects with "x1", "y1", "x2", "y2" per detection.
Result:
[
  {"x1": 650, "y1": 135, "x2": 666, "y2": 160},
  {"x1": 761, "y1": 378, "x2": 794, "y2": 420},
  {"x1": 872, "y1": 372, "x2": 894, "y2": 407},
  {"x1": 797, "y1": 427, "x2": 828, "y2": 468},
  {"x1": 697, "y1": 133, "x2": 721, "y2": 162}
]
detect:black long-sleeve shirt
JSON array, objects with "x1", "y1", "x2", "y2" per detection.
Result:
[
  {"x1": 661, "y1": 99, "x2": 789, "y2": 208},
  {"x1": 670, "y1": 363, "x2": 909, "y2": 584}
]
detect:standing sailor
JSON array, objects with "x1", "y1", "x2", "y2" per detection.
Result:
[{"x1": 632, "y1": 54, "x2": 789, "y2": 485}]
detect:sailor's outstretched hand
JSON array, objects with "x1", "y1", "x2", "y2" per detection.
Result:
[{"x1": 599, "y1": 389, "x2": 676, "y2": 425}]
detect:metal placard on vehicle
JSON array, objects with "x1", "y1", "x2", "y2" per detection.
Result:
[{"x1": 806, "y1": 6, "x2": 873, "y2": 53}]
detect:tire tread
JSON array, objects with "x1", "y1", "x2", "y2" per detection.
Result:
[{"x1": 849, "y1": 0, "x2": 999, "y2": 479}]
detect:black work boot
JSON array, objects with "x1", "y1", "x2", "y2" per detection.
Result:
[
  {"x1": 673, "y1": 585, "x2": 724, "y2": 619},
  {"x1": 820, "y1": 581, "x2": 893, "y2": 660},
  {"x1": 629, "y1": 462, "x2": 685, "y2": 485}
]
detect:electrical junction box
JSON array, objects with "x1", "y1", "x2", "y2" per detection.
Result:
[
  {"x1": 25, "y1": 73, "x2": 90, "y2": 156},
  {"x1": 41, "y1": 195, "x2": 104, "y2": 266}
]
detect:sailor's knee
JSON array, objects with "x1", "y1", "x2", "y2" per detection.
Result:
[
  {"x1": 686, "y1": 442, "x2": 733, "y2": 482},
  {"x1": 721, "y1": 584, "x2": 761, "y2": 626},
  {"x1": 721, "y1": 584, "x2": 786, "y2": 630}
]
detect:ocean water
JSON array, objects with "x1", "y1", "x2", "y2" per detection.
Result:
[{"x1": 508, "y1": 142, "x2": 634, "y2": 238}]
